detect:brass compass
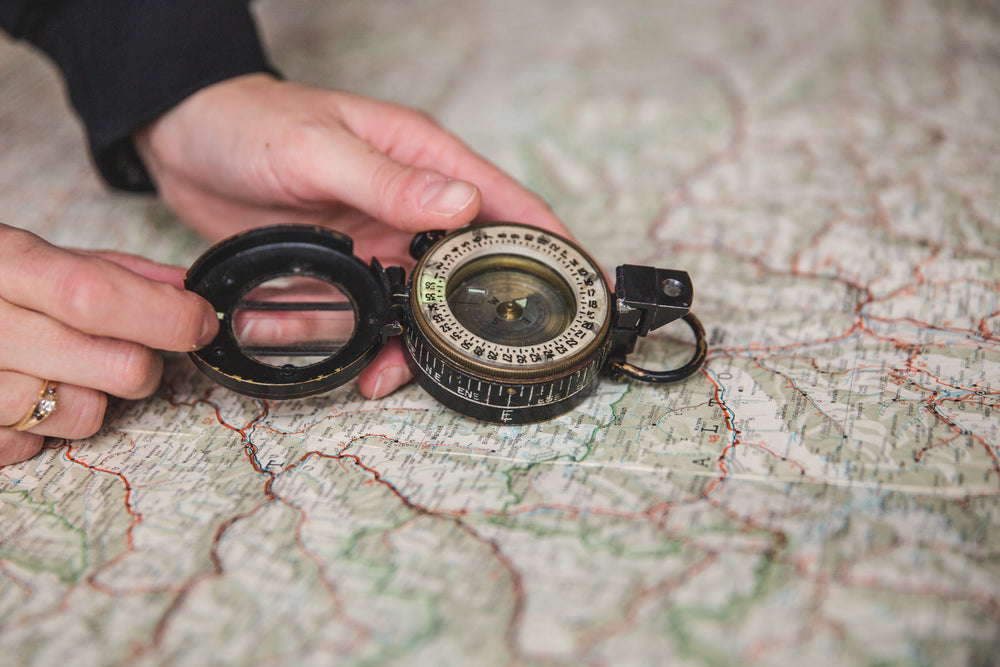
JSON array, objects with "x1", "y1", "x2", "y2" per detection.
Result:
[{"x1": 185, "y1": 222, "x2": 706, "y2": 424}]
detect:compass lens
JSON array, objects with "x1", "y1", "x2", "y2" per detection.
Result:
[
  {"x1": 232, "y1": 276, "x2": 357, "y2": 367},
  {"x1": 445, "y1": 255, "x2": 575, "y2": 346}
]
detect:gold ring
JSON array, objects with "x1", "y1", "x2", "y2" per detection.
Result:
[{"x1": 7, "y1": 380, "x2": 59, "y2": 432}]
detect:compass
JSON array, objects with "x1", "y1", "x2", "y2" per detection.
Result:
[{"x1": 185, "y1": 222, "x2": 706, "y2": 424}]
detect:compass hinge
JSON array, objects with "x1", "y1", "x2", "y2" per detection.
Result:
[
  {"x1": 381, "y1": 264, "x2": 409, "y2": 342},
  {"x1": 608, "y1": 265, "x2": 692, "y2": 360}
]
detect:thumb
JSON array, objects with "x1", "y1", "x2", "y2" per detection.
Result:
[{"x1": 307, "y1": 131, "x2": 482, "y2": 232}]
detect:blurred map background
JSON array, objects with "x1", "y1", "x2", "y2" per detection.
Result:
[{"x1": 1, "y1": 0, "x2": 998, "y2": 664}]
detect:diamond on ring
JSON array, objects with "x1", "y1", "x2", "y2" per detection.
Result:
[{"x1": 7, "y1": 380, "x2": 59, "y2": 432}]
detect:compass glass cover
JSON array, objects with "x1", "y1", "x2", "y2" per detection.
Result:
[
  {"x1": 409, "y1": 223, "x2": 612, "y2": 378},
  {"x1": 232, "y1": 276, "x2": 357, "y2": 368}
]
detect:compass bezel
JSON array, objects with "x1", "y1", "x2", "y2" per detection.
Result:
[
  {"x1": 184, "y1": 225, "x2": 390, "y2": 399},
  {"x1": 408, "y1": 222, "x2": 612, "y2": 382}
]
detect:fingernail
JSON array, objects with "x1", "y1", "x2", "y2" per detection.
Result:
[
  {"x1": 370, "y1": 364, "x2": 409, "y2": 400},
  {"x1": 420, "y1": 180, "x2": 477, "y2": 216},
  {"x1": 197, "y1": 309, "x2": 221, "y2": 348}
]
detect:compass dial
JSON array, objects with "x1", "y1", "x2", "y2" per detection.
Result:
[
  {"x1": 446, "y1": 255, "x2": 575, "y2": 347},
  {"x1": 408, "y1": 223, "x2": 611, "y2": 384}
]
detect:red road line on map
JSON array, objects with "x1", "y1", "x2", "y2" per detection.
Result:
[
  {"x1": 0, "y1": 560, "x2": 33, "y2": 595},
  {"x1": 164, "y1": 385, "x2": 275, "y2": 472},
  {"x1": 125, "y1": 396, "x2": 281, "y2": 658},
  {"x1": 282, "y1": 497, "x2": 373, "y2": 653},
  {"x1": 572, "y1": 552, "x2": 721, "y2": 661},
  {"x1": 831, "y1": 521, "x2": 1000, "y2": 622},
  {"x1": 923, "y1": 404, "x2": 1000, "y2": 482},
  {"x1": 753, "y1": 357, "x2": 848, "y2": 442},
  {"x1": 840, "y1": 571, "x2": 1000, "y2": 622},
  {"x1": 899, "y1": 344, "x2": 1000, "y2": 482},
  {"x1": 644, "y1": 52, "x2": 747, "y2": 245},
  {"x1": 980, "y1": 311, "x2": 1000, "y2": 339},
  {"x1": 865, "y1": 314, "x2": 999, "y2": 346},
  {"x1": 289, "y1": 447, "x2": 531, "y2": 661},
  {"x1": 698, "y1": 368, "x2": 742, "y2": 497},
  {"x1": 298, "y1": 450, "x2": 426, "y2": 513},
  {"x1": 129, "y1": 494, "x2": 278, "y2": 661},
  {"x1": 59, "y1": 443, "x2": 142, "y2": 551},
  {"x1": 41, "y1": 436, "x2": 200, "y2": 600},
  {"x1": 161, "y1": 381, "x2": 217, "y2": 408},
  {"x1": 743, "y1": 568, "x2": 846, "y2": 661},
  {"x1": 913, "y1": 432, "x2": 964, "y2": 463},
  {"x1": 452, "y1": 520, "x2": 529, "y2": 659}
]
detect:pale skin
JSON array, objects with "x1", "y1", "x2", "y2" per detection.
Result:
[{"x1": 0, "y1": 73, "x2": 571, "y2": 466}]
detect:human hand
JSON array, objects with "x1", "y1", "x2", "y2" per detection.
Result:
[
  {"x1": 135, "y1": 73, "x2": 571, "y2": 399},
  {"x1": 0, "y1": 225, "x2": 219, "y2": 466}
]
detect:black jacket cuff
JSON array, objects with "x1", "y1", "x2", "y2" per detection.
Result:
[{"x1": 1, "y1": 0, "x2": 277, "y2": 191}]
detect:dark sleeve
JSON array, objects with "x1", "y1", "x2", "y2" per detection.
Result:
[{"x1": 0, "y1": 0, "x2": 277, "y2": 191}]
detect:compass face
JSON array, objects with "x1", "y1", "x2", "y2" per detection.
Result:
[
  {"x1": 410, "y1": 223, "x2": 611, "y2": 380},
  {"x1": 446, "y1": 255, "x2": 575, "y2": 347}
]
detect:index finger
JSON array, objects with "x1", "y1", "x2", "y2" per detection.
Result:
[{"x1": 0, "y1": 226, "x2": 218, "y2": 352}]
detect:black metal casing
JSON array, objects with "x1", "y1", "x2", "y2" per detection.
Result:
[
  {"x1": 185, "y1": 224, "x2": 706, "y2": 422},
  {"x1": 185, "y1": 225, "x2": 392, "y2": 399}
]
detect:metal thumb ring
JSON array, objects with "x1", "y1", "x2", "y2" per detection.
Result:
[{"x1": 7, "y1": 380, "x2": 59, "y2": 432}]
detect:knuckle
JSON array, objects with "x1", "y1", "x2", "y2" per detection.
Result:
[
  {"x1": 66, "y1": 391, "x2": 107, "y2": 439},
  {"x1": 369, "y1": 162, "x2": 425, "y2": 221},
  {"x1": 0, "y1": 224, "x2": 39, "y2": 249},
  {"x1": 54, "y1": 262, "x2": 114, "y2": 329},
  {"x1": 0, "y1": 386, "x2": 27, "y2": 421},
  {"x1": 264, "y1": 122, "x2": 334, "y2": 204},
  {"x1": 400, "y1": 106, "x2": 441, "y2": 130},
  {"x1": 0, "y1": 430, "x2": 44, "y2": 466},
  {"x1": 103, "y1": 342, "x2": 162, "y2": 398},
  {"x1": 0, "y1": 227, "x2": 47, "y2": 288}
]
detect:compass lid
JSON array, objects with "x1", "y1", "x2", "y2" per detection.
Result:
[{"x1": 185, "y1": 225, "x2": 393, "y2": 399}]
